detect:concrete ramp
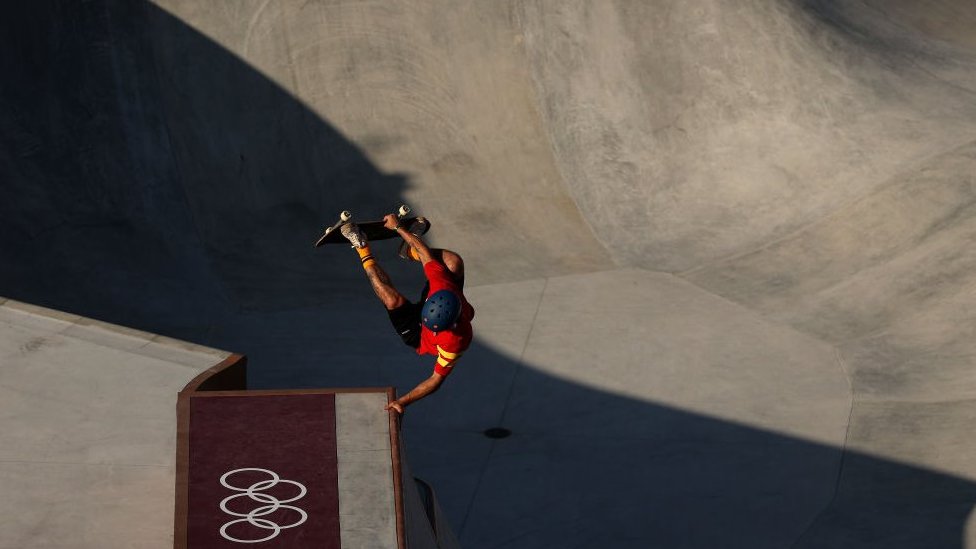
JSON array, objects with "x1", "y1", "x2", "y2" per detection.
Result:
[
  {"x1": 0, "y1": 298, "x2": 230, "y2": 547},
  {"x1": 176, "y1": 374, "x2": 459, "y2": 549}
]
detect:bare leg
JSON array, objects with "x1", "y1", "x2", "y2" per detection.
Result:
[{"x1": 364, "y1": 263, "x2": 408, "y2": 310}]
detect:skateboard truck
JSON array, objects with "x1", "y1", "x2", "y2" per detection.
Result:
[{"x1": 315, "y1": 210, "x2": 352, "y2": 247}]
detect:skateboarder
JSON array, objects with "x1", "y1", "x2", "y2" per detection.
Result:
[{"x1": 341, "y1": 213, "x2": 474, "y2": 415}]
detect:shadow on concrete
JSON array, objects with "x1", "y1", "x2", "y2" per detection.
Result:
[
  {"x1": 402, "y1": 341, "x2": 976, "y2": 548},
  {"x1": 1, "y1": 0, "x2": 419, "y2": 339},
  {"x1": 2, "y1": 2, "x2": 974, "y2": 548}
]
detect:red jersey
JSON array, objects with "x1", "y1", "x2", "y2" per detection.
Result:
[{"x1": 417, "y1": 260, "x2": 474, "y2": 376}]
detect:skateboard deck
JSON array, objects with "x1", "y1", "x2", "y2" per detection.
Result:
[{"x1": 314, "y1": 206, "x2": 429, "y2": 247}]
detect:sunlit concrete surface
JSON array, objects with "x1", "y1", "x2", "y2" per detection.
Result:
[
  {"x1": 3, "y1": 1, "x2": 976, "y2": 547},
  {"x1": 0, "y1": 299, "x2": 229, "y2": 548}
]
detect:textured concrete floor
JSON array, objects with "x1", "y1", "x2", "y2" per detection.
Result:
[
  {"x1": 3, "y1": 1, "x2": 976, "y2": 547},
  {"x1": 0, "y1": 300, "x2": 230, "y2": 548}
]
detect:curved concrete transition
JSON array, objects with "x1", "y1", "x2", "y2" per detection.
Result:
[{"x1": 3, "y1": 1, "x2": 976, "y2": 547}]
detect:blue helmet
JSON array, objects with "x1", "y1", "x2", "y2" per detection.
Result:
[{"x1": 422, "y1": 290, "x2": 462, "y2": 332}]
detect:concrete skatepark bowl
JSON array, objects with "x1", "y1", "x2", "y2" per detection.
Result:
[{"x1": 3, "y1": 1, "x2": 976, "y2": 547}]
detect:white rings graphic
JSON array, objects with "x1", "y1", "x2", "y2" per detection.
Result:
[{"x1": 218, "y1": 468, "x2": 308, "y2": 544}]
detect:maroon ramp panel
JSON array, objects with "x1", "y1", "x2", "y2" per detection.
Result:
[{"x1": 186, "y1": 393, "x2": 341, "y2": 548}]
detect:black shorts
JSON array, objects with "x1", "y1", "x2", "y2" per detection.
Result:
[{"x1": 387, "y1": 282, "x2": 430, "y2": 348}]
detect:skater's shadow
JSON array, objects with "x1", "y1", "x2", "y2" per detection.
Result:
[{"x1": 2, "y1": 3, "x2": 975, "y2": 548}]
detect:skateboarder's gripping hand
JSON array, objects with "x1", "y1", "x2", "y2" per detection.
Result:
[
  {"x1": 383, "y1": 214, "x2": 401, "y2": 230},
  {"x1": 385, "y1": 214, "x2": 434, "y2": 265},
  {"x1": 385, "y1": 400, "x2": 405, "y2": 415}
]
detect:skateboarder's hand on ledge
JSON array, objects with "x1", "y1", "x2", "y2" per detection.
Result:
[{"x1": 384, "y1": 372, "x2": 446, "y2": 415}]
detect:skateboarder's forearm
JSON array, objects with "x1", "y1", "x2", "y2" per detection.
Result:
[
  {"x1": 395, "y1": 226, "x2": 433, "y2": 264},
  {"x1": 393, "y1": 372, "x2": 445, "y2": 409}
]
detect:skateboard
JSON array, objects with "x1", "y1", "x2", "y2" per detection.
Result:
[{"x1": 314, "y1": 205, "x2": 429, "y2": 247}]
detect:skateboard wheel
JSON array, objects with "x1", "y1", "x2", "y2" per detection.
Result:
[
  {"x1": 398, "y1": 205, "x2": 410, "y2": 217},
  {"x1": 340, "y1": 211, "x2": 352, "y2": 222}
]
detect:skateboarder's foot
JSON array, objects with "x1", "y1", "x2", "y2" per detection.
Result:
[
  {"x1": 342, "y1": 223, "x2": 375, "y2": 268},
  {"x1": 397, "y1": 217, "x2": 430, "y2": 260},
  {"x1": 340, "y1": 223, "x2": 368, "y2": 249}
]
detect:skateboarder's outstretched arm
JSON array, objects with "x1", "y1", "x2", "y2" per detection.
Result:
[
  {"x1": 384, "y1": 214, "x2": 433, "y2": 264},
  {"x1": 385, "y1": 372, "x2": 445, "y2": 414}
]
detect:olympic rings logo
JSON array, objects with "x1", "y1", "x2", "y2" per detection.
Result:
[{"x1": 218, "y1": 468, "x2": 308, "y2": 544}]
